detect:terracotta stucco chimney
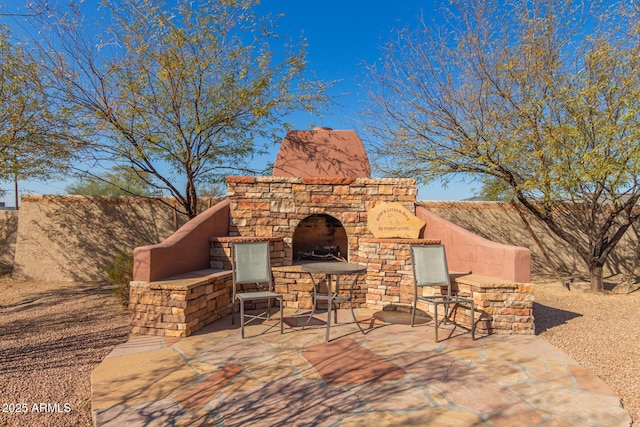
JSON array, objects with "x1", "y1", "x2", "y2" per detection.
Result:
[{"x1": 272, "y1": 127, "x2": 371, "y2": 178}]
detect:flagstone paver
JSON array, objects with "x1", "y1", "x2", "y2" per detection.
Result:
[
  {"x1": 173, "y1": 363, "x2": 244, "y2": 413},
  {"x1": 92, "y1": 348, "x2": 196, "y2": 409},
  {"x1": 92, "y1": 309, "x2": 632, "y2": 426},
  {"x1": 95, "y1": 399, "x2": 184, "y2": 427}
]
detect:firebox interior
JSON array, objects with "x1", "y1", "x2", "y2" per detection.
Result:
[{"x1": 292, "y1": 214, "x2": 348, "y2": 262}]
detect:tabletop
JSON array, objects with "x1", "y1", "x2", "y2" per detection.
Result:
[{"x1": 301, "y1": 262, "x2": 367, "y2": 275}]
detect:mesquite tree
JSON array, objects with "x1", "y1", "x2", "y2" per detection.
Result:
[
  {"x1": 366, "y1": 0, "x2": 640, "y2": 291},
  {"x1": 0, "y1": 26, "x2": 80, "y2": 200},
  {"x1": 29, "y1": 0, "x2": 331, "y2": 218}
]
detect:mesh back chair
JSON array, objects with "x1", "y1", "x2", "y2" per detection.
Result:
[
  {"x1": 410, "y1": 245, "x2": 475, "y2": 342},
  {"x1": 232, "y1": 241, "x2": 284, "y2": 338}
]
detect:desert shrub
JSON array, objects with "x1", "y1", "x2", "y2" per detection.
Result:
[{"x1": 105, "y1": 249, "x2": 134, "y2": 307}]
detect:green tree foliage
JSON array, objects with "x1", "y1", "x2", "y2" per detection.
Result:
[
  {"x1": 30, "y1": 0, "x2": 332, "y2": 218},
  {"x1": 366, "y1": 0, "x2": 640, "y2": 291},
  {"x1": 0, "y1": 26, "x2": 79, "y2": 197}
]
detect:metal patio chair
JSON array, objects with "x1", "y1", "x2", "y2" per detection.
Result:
[
  {"x1": 231, "y1": 241, "x2": 284, "y2": 338},
  {"x1": 410, "y1": 244, "x2": 475, "y2": 342}
]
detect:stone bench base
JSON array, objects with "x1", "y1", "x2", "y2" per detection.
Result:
[
  {"x1": 272, "y1": 267, "x2": 534, "y2": 336},
  {"x1": 129, "y1": 269, "x2": 233, "y2": 337},
  {"x1": 392, "y1": 274, "x2": 534, "y2": 335},
  {"x1": 454, "y1": 274, "x2": 534, "y2": 335},
  {"x1": 129, "y1": 269, "x2": 533, "y2": 338}
]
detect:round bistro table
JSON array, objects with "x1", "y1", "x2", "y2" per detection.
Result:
[{"x1": 301, "y1": 261, "x2": 367, "y2": 341}]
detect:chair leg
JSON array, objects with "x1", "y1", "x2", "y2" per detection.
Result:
[
  {"x1": 240, "y1": 299, "x2": 245, "y2": 339},
  {"x1": 443, "y1": 300, "x2": 449, "y2": 325},
  {"x1": 231, "y1": 298, "x2": 236, "y2": 325},
  {"x1": 303, "y1": 279, "x2": 319, "y2": 330},
  {"x1": 434, "y1": 303, "x2": 439, "y2": 342},
  {"x1": 279, "y1": 296, "x2": 284, "y2": 334},
  {"x1": 411, "y1": 298, "x2": 417, "y2": 327},
  {"x1": 326, "y1": 293, "x2": 332, "y2": 342},
  {"x1": 470, "y1": 300, "x2": 475, "y2": 340}
]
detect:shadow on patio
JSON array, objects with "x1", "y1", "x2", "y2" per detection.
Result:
[{"x1": 92, "y1": 309, "x2": 631, "y2": 427}]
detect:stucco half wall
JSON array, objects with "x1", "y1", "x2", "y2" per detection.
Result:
[
  {"x1": 133, "y1": 199, "x2": 230, "y2": 282},
  {"x1": 417, "y1": 206, "x2": 531, "y2": 282}
]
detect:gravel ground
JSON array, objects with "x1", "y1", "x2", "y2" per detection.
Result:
[
  {"x1": 0, "y1": 277, "x2": 129, "y2": 427},
  {"x1": 534, "y1": 278, "x2": 640, "y2": 427},
  {"x1": 0, "y1": 275, "x2": 638, "y2": 426}
]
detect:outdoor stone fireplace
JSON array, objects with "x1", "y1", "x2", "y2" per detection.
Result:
[
  {"x1": 207, "y1": 128, "x2": 439, "y2": 312},
  {"x1": 130, "y1": 127, "x2": 534, "y2": 337},
  {"x1": 207, "y1": 174, "x2": 433, "y2": 310}
]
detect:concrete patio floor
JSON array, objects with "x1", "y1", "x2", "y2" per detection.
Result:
[{"x1": 92, "y1": 309, "x2": 631, "y2": 426}]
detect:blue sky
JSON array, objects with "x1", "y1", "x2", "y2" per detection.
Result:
[{"x1": 0, "y1": 0, "x2": 477, "y2": 208}]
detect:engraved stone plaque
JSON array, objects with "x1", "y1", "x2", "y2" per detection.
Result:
[{"x1": 367, "y1": 202, "x2": 426, "y2": 239}]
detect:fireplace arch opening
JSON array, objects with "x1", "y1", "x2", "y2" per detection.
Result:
[{"x1": 292, "y1": 214, "x2": 348, "y2": 262}]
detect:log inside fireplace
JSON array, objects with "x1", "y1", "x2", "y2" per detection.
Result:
[{"x1": 297, "y1": 245, "x2": 345, "y2": 261}]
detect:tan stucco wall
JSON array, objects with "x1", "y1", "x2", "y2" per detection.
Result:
[
  {"x1": 11, "y1": 195, "x2": 215, "y2": 282},
  {"x1": 419, "y1": 201, "x2": 640, "y2": 280},
  {"x1": 5, "y1": 197, "x2": 638, "y2": 282},
  {"x1": 0, "y1": 210, "x2": 18, "y2": 273}
]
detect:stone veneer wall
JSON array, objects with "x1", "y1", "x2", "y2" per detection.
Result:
[
  {"x1": 226, "y1": 176, "x2": 418, "y2": 264},
  {"x1": 207, "y1": 235, "x2": 534, "y2": 336},
  {"x1": 222, "y1": 176, "x2": 421, "y2": 313},
  {"x1": 129, "y1": 269, "x2": 233, "y2": 337},
  {"x1": 455, "y1": 275, "x2": 535, "y2": 335},
  {"x1": 209, "y1": 237, "x2": 286, "y2": 270},
  {"x1": 354, "y1": 239, "x2": 533, "y2": 335},
  {"x1": 127, "y1": 267, "x2": 534, "y2": 337},
  {"x1": 354, "y1": 238, "x2": 440, "y2": 309}
]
